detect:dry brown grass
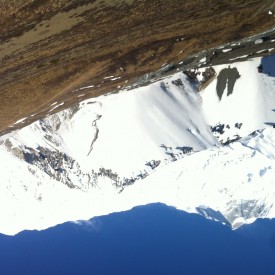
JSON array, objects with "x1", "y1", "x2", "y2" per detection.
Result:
[
  {"x1": 0, "y1": 0, "x2": 275, "y2": 134},
  {"x1": 0, "y1": 0, "x2": 29, "y2": 13}
]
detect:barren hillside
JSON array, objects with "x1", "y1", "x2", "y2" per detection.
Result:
[{"x1": 0, "y1": 0, "x2": 275, "y2": 133}]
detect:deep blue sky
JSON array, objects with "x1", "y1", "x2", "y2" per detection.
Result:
[
  {"x1": 261, "y1": 54, "x2": 275, "y2": 77},
  {"x1": 1, "y1": 203, "x2": 275, "y2": 275}
]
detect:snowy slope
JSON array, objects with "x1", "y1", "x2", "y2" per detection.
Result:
[
  {"x1": 0, "y1": 72, "x2": 217, "y2": 188},
  {"x1": 126, "y1": 128, "x2": 275, "y2": 229},
  {"x1": 0, "y1": 127, "x2": 274, "y2": 235},
  {"x1": 200, "y1": 57, "x2": 275, "y2": 144},
  {"x1": 59, "y1": 74, "x2": 217, "y2": 176},
  {"x1": 0, "y1": 56, "x2": 275, "y2": 235}
]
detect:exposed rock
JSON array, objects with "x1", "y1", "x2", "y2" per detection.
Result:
[{"x1": 199, "y1": 67, "x2": 216, "y2": 91}]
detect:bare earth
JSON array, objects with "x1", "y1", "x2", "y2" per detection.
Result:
[{"x1": 0, "y1": 0, "x2": 275, "y2": 134}]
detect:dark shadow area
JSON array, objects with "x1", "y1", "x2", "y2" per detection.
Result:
[
  {"x1": 176, "y1": 146, "x2": 193, "y2": 154},
  {"x1": 0, "y1": 203, "x2": 275, "y2": 275},
  {"x1": 265, "y1": 122, "x2": 275, "y2": 128},
  {"x1": 265, "y1": 109, "x2": 275, "y2": 128},
  {"x1": 216, "y1": 66, "x2": 240, "y2": 100},
  {"x1": 260, "y1": 55, "x2": 275, "y2": 77}
]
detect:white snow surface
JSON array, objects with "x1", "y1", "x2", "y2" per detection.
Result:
[
  {"x1": 200, "y1": 57, "x2": 275, "y2": 143},
  {"x1": 0, "y1": 57, "x2": 275, "y2": 235},
  {"x1": 9, "y1": 72, "x2": 216, "y2": 178}
]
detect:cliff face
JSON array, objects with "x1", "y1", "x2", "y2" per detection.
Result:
[{"x1": 0, "y1": 0, "x2": 275, "y2": 133}]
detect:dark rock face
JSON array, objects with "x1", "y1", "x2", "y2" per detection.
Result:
[
  {"x1": 0, "y1": 0, "x2": 275, "y2": 134},
  {"x1": 210, "y1": 123, "x2": 243, "y2": 145},
  {"x1": 22, "y1": 146, "x2": 83, "y2": 188}
]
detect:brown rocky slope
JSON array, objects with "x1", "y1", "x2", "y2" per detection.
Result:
[{"x1": 0, "y1": 0, "x2": 275, "y2": 134}]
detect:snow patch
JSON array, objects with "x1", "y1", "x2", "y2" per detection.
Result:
[
  {"x1": 222, "y1": 48, "x2": 232, "y2": 53},
  {"x1": 14, "y1": 117, "x2": 27, "y2": 124},
  {"x1": 229, "y1": 55, "x2": 248, "y2": 61},
  {"x1": 255, "y1": 39, "x2": 263, "y2": 44}
]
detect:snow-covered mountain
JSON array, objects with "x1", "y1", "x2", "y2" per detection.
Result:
[
  {"x1": 0, "y1": 55, "x2": 275, "y2": 235},
  {"x1": 200, "y1": 55, "x2": 275, "y2": 144}
]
